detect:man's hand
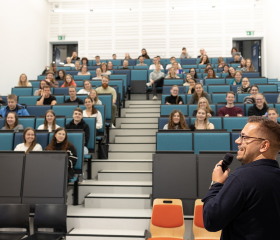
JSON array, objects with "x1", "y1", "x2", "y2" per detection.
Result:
[{"x1": 212, "y1": 160, "x2": 230, "y2": 184}]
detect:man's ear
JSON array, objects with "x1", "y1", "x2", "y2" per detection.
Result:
[{"x1": 260, "y1": 140, "x2": 270, "y2": 153}]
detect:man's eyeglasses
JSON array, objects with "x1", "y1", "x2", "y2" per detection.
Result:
[{"x1": 238, "y1": 134, "x2": 267, "y2": 144}]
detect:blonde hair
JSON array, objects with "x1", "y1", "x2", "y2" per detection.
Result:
[{"x1": 195, "y1": 108, "x2": 211, "y2": 129}]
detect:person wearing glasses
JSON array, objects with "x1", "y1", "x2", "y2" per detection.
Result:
[
  {"x1": 248, "y1": 93, "x2": 268, "y2": 117},
  {"x1": 202, "y1": 116, "x2": 280, "y2": 239},
  {"x1": 164, "y1": 85, "x2": 184, "y2": 105}
]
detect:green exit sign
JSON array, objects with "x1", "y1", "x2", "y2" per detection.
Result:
[
  {"x1": 58, "y1": 35, "x2": 65, "y2": 40},
  {"x1": 246, "y1": 31, "x2": 254, "y2": 36}
]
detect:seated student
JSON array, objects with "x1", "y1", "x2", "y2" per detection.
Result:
[
  {"x1": 241, "y1": 58, "x2": 255, "y2": 72},
  {"x1": 190, "y1": 108, "x2": 215, "y2": 130},
  {"x1": 34, "y1": 80, "x2": 47, "y2": 96},
  {"x1": 61, "y1": 74, "x2": 76, "y2": 87},
  {"x1": 165, "y1": 85, "x2": 184, "y2": 105},
  {"x1": 230, "y1": 52, "x2": 242, "y2": 63},
  {"x1": 64, "y1": 57, "x2": 75, "y2": 67},
  {"x1": 204, "y1": 68, "x2": 217, "y2": 79},
  {"x1": 1, "y1": 112, "x2": 24, "y2": 132},
  {"x1": 36, "y1": 86, "x2": 57, "y2": 106},
  {"x1": 89, "y1": 89, "x2": 102, "y2": 105},
  {"x1": 165, "y1": 67, "x2": 180, "y2": 79},
  {"x1": 78, "y1": 65, "x2": 90, "y2": 75},
  {"x1": 248, "y1": 93, "x2": 269, "y2": 117},
  {"x1": 14, "y1": 127, "x2": 43, "y2": 153},
  {"x1": 74, "y1": 60, "x2": 81, "y2": 71},
  {"x1": 17, "y1": 73, "x2": 32, "y2": 87},
  {"x1": 77, "y1": 80, "x2": 92, "y2": 95},
  {"x1": 188, "y1": 83, "x2": 211, "y2": 104},
  {"x1": 197, "y1": 48, "x2": 206, "y2": 58},
  {"x1": 37, "y1": 110, "x2": 60, "y2": 132},
  {"x1": 0, "y1": 95, "x2": 6, "y2": 105},
  {"x1": 192, "y1": 97, "x2": 214, "y2": 117},
  {"x1": 218, "y1": 91, "x2": 243, "y2": 117},
  {"x1": 95, "y1": 76, "x2": 117, "y2": 127},
  {"x1": 199, "y1": 55, "x2": 210, "y2": 65},
  {"x1": 172, "y1": 62, "x2": 183, "y2": 74},
  {"x1": 183, "y1": 73, "x2": 194, "y2": 86},
  {"x1": 163, "y1": 110, "x2": 189, "y2": 130},
  {"x1": 222, "y1": 64, "x2": 230, "y2": 75},
  {"x1": 124, "y1": 53, "x2": 131, "y2": 60},
  {"x1": 239, "y1": 58, "x2": 246, "y2": 69},
  {"x1": 231, "y1": 70, "x2": 243, "y2": 85},
  {"x1": 71, "y1": 51, "x2": 80, "y2": 61},
  {"x1": 267, "y1": 108, "x2": 280, "y2": 123},
  {"x1": 65, "y1": 86, "x2": 84, "y2": 104},
  {"x1": 0, "y1": 94, "x2": 29, "y2": 117},
  {"x1": 83, "y1": 97, "x2": 103, "y2": 129},
  {"x1": 112, "y1": 53, "x2": 117, "y2": 60},
  {"x1": 237, "y1": 77, "x2": 251, "y2": 94},
  {"x1": 44, "y1": 71, "x2": 59, "y2": 88},
  {"x1": 184, "y1": 78, "x2": 196, "y2": 94},
  {"x1": 136, "y1": 56, "x2": 147, "y2": 66},
  {"x1": 146, "y1": 63, "x2": 165, "y2": 100},
  {"x1": 95, "y1": 55, "x2": 101, "y2": 66},
  {"x1": 81, "y1": 57, "x2": 89, "y2": 66},
  {"x1": 56, "y1": 69, "x2": 66, "y2": 81},
  {"x1": 165, "y1": 57, "x2": 182, "y2": 70},
  {"x1": 203, "y1": 63, "x2": 212, "y2": 73},
  {"x1": 243, "y1": 85, "x2": 259, "y2": 104},
  {"x1": 121, "y1": 60, "x2": 129, "y2": 69},
  {"x1": 189, "y1": 68, "x2": 198, "y2": 80},
  {"x1": 100, "y1": 62, "x2": 112, "y2": 76},
  {"x1": 92, "y1": 68, "x2": 102, "y2": 80},
  {"x1": 65, "y1": 108, "x2": 90, "y2": 154},
  {"x1": 226, "y1": 66, "x2": 236, "y2": 78},
  {"x1": 149, "y1": 57, "x2": 164, "y2": 70},
  {"x1": 180, "y1": 47, "x2": 190, "y2": 59},
  {"x1": 45, "y1": 127, "x2": 77, "y2": 179},
  {"x1": 217, "y1": 57, "x2": 225, "y2": 72},
  {"x1": 139, "y1": 48, "x2": 150, "y2": 59},
  {"x1": 107, "y1": 61, "x2": 114, "y2": 70}
]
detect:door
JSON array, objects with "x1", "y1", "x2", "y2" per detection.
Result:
[{"x1": 52, "y1": 44, "x2": 78, "y2": 64}]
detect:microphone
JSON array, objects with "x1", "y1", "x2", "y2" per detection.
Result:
[{"x1": 221, "y1": 153, "x2": 234, "y2": 172}]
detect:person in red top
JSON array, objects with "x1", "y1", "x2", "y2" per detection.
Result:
[
  {"x1": 61, "y1": 74, "x2": 77, "y2": 87},
  {"x1": 218, "y1": 91, "x2": 243, "y2": 117}
]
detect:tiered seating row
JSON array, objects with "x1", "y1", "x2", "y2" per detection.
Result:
[{"x1": 156, "y1": 131, "x2": 240, "y2": 153}]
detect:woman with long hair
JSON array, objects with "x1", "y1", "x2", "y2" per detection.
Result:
[
  {"x1": 231, "y1": 70, "x2": 243, "y2": 85},
  {"x1": 61, "y1": 74, "x2": 77, "y2": 87},
  {"x1": 37, "y1": 110, "x2": 60, "y2": 132},
  {"x1": 188, "y1": 83, "x2": 211, "y2": 104},
  {"x1": 243, "y1": 85, "x2": 259, "y2": 104},
  {"x1": 237, "y1": 77, "x2": 251, "y2": 94},
  {"x1": 83, "y1": 97, "x2": 103, "y2": 129},
  {"x1": 248, "y1": 93, "x2": 269, "y2": 116},
  {"x1": 184, "y1": 78, "x2": 196, "y2": 94},
  {"x1": 204, "y1": 68, "x2": 217, "y2": 79},
  {"x1": 78, "y1": 65, "x2": 90, "y2": 75},
  {"x1": 33, "y1": 80, "x2": 47, "y2": 96},
  {"x1": 1, "y1": 112, "x2": 23, "y2": 132},
  {"x1": 267, "y1": 108, "x2": 279, "y2": 123},
  {"x1": 45, "y1": 127, "x2": 77, "y2": 179},
  {"x1": 56, "y1": 69, "x2": 66, "y2": 81},
  {"x1": 199, "y1": 55, "x2": 210, "y2": 65},
  {"x1": 18, "y1": 73, "x2": 32, "y2": 87},
  {"x1": 191, "y1": 108, "x2": 214, "y2": 130},
  {"x1": 192, "y1": 97, "x2": 214, "y2": 117},
  {"x1": 163, "y1": 110, "x2": 189, "y2": 130},
  {"x1": 165, "y1": 67, "x2": 180, "y2": 79},
  {"x1": 89, "y1": 89, "x2": 102, "y2": 105},
  {"x1": 241, "y1": 58, "x2": 255, "y2": 72},
  {"x1": 165, "y1": 85, "x2": 184, "y2": 105},
  {"x1": 226, "y1": 67, "x2": 236, "y2": 78},
  {"x1": 14, "y1": 127, "x2": 43, "y2": 153},
  {"x1": 189, "y1": 68, "x2": 198, "y2": 80},
  {"x1": 100, "y1": 62, "x2": 111, "y2": 76},
  {"x1": 77, "y1": 80, "x2": 92, "y2": 94},
  {"x1": 81, "y1": 57, "x2": 89, "y2": 66}
]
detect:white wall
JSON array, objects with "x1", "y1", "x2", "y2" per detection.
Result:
[
  {"x1": 264, "y1": 0, "x2": 280, "y2": 80},
  {"x1": 0, "y1": 0, "x2": 49, "y2": 95},
  {"x1": 48, "y1": 0, "x2": 264, "y2": 60}
]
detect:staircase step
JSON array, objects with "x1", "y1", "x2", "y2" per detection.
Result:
[
  {"x1": 128, "y1": 104, "x2": 161, "y2": 108},
  {"x1": 123, "y1": 108, "x2": 160, "y2": 113},
  {"x1": 114, "y1": 135, "x2": 156, "y2": 143},
  {"x1": 110, "y1": 143, "x2": 156, "y2": 152},
  {"x1": 108, "y1": 152, "x2": 154, "y2": 159},
  {"x1": 120, "y1": 123, "x2": 158, "y2": 129},
  {"x1": 98, "y1": 170, "x2": 152, "y2": 181},
  {"x1": 67, "y1": 229, "x2": 145, "y2": 240},
  {"x1": 126, "y1": 100, "x2": 161, "y2": 105},
  {"x1": 116, "y1": 117, "x2": 158, "y2": 125},
  {"x1": 125, "y1": 112, "x2": 160, "y2": 117},
  {"x1": 110, "y1": 129, "x2": 157, "y2": 143},
  {"x1": 84, "y1": 193, "x2": 151, "y2": 209}
]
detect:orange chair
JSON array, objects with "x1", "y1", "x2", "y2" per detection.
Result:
[
  {"x1": 147, "y1": 198, "x2": 185, "y2": 240},
  {"x1": 193, "y1": 199, "x2": 221, "y2": 240}
]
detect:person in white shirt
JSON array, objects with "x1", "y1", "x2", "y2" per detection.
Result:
[
  {"x1": 89, "y1": 89, "x2": 102, "y2": 105},
  {"x1": 92, "y1": 68, "x2": 102, "y2": 80},
  {"x1": 14, "y1": 127, "x2": 43, "y2": 153},
  {"x1": 83, "y1": 97, "x2": 103, "y2": 129},
  {"x1": 37, "y1": 110, "x2": 60, "y2": 132},
  {"x1": 77, "y1": 80, "x2": 92, "y2": 95},
  {"x1": 17, "y1": 73, "x2": 32, "y2": 87},
  {"x1": 64, "y1": 57, "x2": 75, "y2": 67},
  {"x1": 149, "y1": 57, "x2": 164, "y2": 70},
  {"x1": 165, "y1": 56, "x2": 182, "y2": 70}
]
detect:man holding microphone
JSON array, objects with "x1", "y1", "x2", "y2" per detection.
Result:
[{"x1": 202, "y1": 116, "x2": 280, "y2": 240}]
